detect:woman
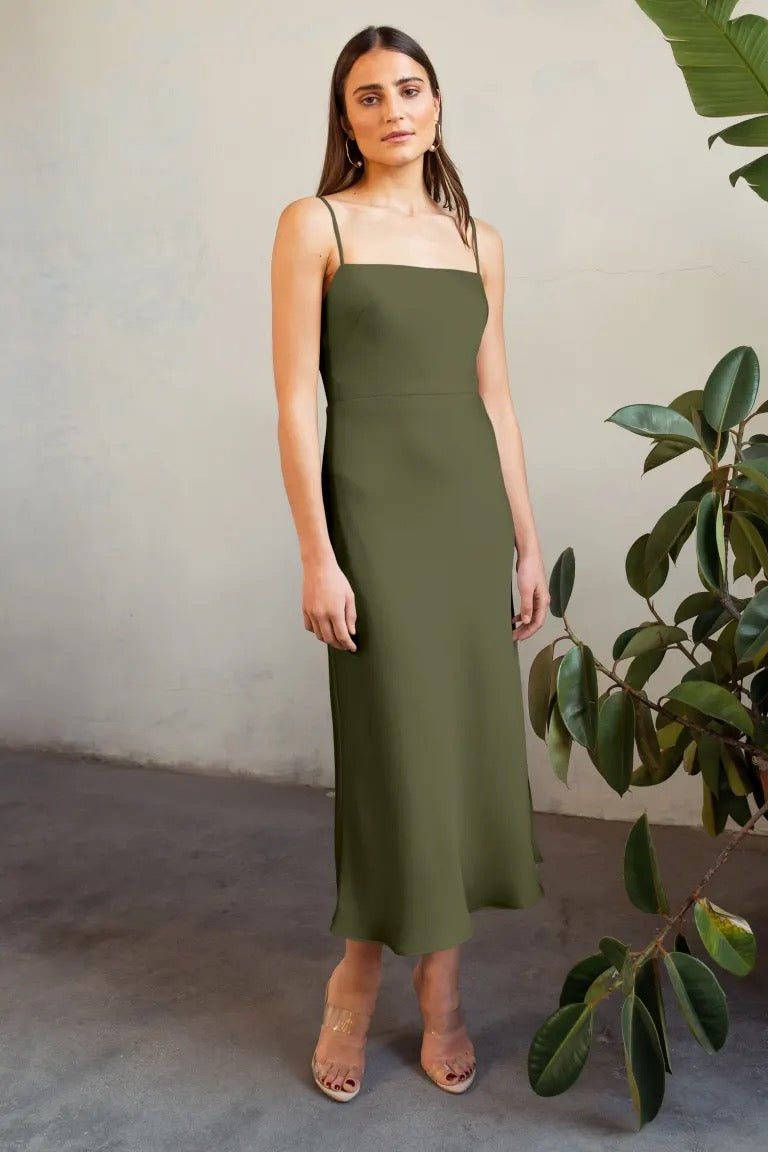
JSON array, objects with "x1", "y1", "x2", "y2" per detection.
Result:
[{"x1": 271, "y1": 24, "x2": 549, "y2": 1102}]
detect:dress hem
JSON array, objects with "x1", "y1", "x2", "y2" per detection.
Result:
[{"x1": 328, "y1": 882, "x2": 545, "y2": 957}]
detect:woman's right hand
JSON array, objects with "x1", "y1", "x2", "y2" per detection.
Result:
[{"x1": 302, "y1": 558, "x2": 358, "y2": 652}]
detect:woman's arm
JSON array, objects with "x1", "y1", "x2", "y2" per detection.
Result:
[
  {"x1": 271, "y1": 197, "x2": 358, "y2": 651},
  {"x1": 474, "y1": 218, "x2": 550, "y2": 641},
  {"x1": 272, "y1": 197, "x2": 334, "y2": 567}
]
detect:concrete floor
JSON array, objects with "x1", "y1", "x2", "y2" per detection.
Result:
[{"x1": 1, "y1": 749, "x2": 767, "y2": 1152}]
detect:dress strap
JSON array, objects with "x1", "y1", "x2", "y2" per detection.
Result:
[
  {"x1": 317, "y1": 195, "x2": 345, "y2": 266},
  {"x1": 469, "y1": 215, "x2": 480, "y2": 274}
]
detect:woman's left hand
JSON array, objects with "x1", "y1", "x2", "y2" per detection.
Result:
[{"x1": 512, "y1": 550, "x2": 550, "y2": 641}]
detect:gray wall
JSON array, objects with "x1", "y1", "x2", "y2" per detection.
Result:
[{"x1": 2, "y1": 0, "x2": 767, "y2": 833}]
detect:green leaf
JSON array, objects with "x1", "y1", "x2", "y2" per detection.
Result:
[
  {"x1": 710, "y1": 113, "x2": 768, "y2": 147},
  {"x1": 614, "y1": 625, "x2": 643, "y2": 660},
  {"x1": 702, "y1": 779, "x2": 728, "y2": 837},
  {"x1": 633, "y1": 698, "x2": 663, "y2": 776},
  {"x1": 528, "y1": 642, "x2": 558, "y2": 740},
  {"x1": 624, "y1": 813, "x2": 670, "y2": 916},
  {"x1": 606, "y1": 403, "x2": 698, "y2": 445},
  {"x1": 631, "y1": 746, "x2": 682, "y2": 787},
  {"x1": 683, "y1": 740, "x2": 699, "y2": 776},
  {"x1": 695, "y1": 492, "x2": 726, "y2": 592},
  {"x1": 668, "y1": 388, "x2": 705, "y2": 420},
  {"x1": 702, "y1": 347, "x2": 761, "y2": 432},
  {"x1": 615, "y1": 624, "x2": 688, "y2": 660},
  {"x1": 549, "y1": 548, "x2": 575, "y2": 618},
  {"x1": 728, "y1": 512, "x2": 762, "y2": 581},
  {"x1": 646, "y1": 502, "x2": 698, "y2": 575},
  {"x1": 643, "y1": 439, "x2": 692, "y2": 474},
  {"x1": 727, "y1": 153, "x2": 768, "y2": 199},
  {"x1": 528, "y1": 1003, "x2": 593, "y2": 1097},
  {"x1": 631, "y1": 1, "x2": 767, "y2": 115},
  {"x1": 625, "y1": 534, "x2": 670, "y2": 599},
  {"x1": 667, "y1": 391, "x2": 727, "y2": 463},
  {"x1": 697, "y1": 732, "x2": 722, "y2": 794},
  {"x1": 721, "y1": 791, "x2": 752, "y2": 826},
  {"x1": 559, "y1": 953, "x2": 614, "y2": 1008},
  {"x1": 750, "y1": 666, "x2": 768, "y2": 711},
  {"x1": 734, "y1": 585, "x2": 768, "y2": 661},
  {"x1": 585, "y1": 966, "x2": 620, "y2": 1006},
  {"x1": 556, "y1": 644, "x2": 599, "y2": 750},
  {"x1": 636, "y1": 957, "x2": 672, "y2": 1075},
  {"x1": 721, "y1": 744, "x2": 751, "y2": 796},
  {"x1": 619, "y1": 953, "x2": 636, "y2": 998},
  {"x1": 632, "y1": 1, "x2": 768, "y2": 202},
  {"x1": 599, "y1": 936, "x2": 629, "y2": 972},
  {"x1": 665, "y1": 681, "x2": 754, "y2": 737},
  {"x1": 675, "y1": 591, "x2": 720, "y2": 624},
  {"x1": 656, "y1": 719, "x2": 684, "y2": 749},
  {"x1": 596, "y1": 692, "x2": 635, "y2": 796},
  {"x1": 733, "y1": 459, "x2": 768, "y2": 497},
  {"x1": 732, "y1": 486, "x2": 768, "y2": 527},
  {"x1": 669, "y1": 514, "x2": 697, "y2": 563},
  {"x1": 738, "y1": 463, "x2": 767, "y2": 498},
  {"x1": 621, "y1": 992, "x2": 666, "y2": 1129},
  {"x1": 663, "y1": 952, "x2": 728, "y2": 1053},
  {"x1": 693, "y1": 897, "x2": 756, "y2": 976},
  {"x1": 545, "y1": 698, "x2": 572, "y2": 786},
  {"x1": 625, "y1": 648, "x2": 665, "y2": 691}
]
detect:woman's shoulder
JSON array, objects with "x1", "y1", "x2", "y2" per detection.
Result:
[
  {"x1": 442, "y1": 205, "x2": 501, "y2": 242},
  {"x1": 469, "y1": 215, "x2": 504, "y2": 270},
  {"x1": 277, "y1": 194, "x2": 333, "y2": 225},
  {"x1": 274, "y1": 195, "x2": 338, "y2": 253},
  {"x1": 468, "y1": 214, "x2": 500, "y2": 244}
]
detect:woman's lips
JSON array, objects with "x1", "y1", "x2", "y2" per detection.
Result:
[{"x1": 383, "y1": 132, "x2": 413, "y2": 141}]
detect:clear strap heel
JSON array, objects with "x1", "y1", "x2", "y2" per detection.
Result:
[
  {"x1": 412, "y1": 962, "x2": 477, "y2": 1093},
  {"x1": 311, "y1": 978, "x2": 373, "y2": 1102}
]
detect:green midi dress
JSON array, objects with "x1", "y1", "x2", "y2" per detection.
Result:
[{"x1": 317, "y1": 194, "x2": 544, "y2": 956}]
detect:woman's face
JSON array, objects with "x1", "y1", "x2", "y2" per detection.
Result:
[{"x1": 341, "y1": 49, "x2": 439, "y2": 167}]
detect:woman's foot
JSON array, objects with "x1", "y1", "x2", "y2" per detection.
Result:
[
  {"x1": 311, "y1": 953, "x2": 382, "y2": 1100},
  {"x1": 412, "y1": 956, "x2": 476, "y2": 1092}
]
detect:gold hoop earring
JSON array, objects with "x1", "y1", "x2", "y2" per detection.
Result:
[
  {"x1": 428, "y1": 121, "x2": 442, "y2": 152},
  {"x1": 345, "y1": 135, "x2": 363, "y2": 168}
]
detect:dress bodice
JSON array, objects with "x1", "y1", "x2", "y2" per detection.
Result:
[
  {"x1": 319, "y1": 263, "x2": 488, "y2": 403},
  {"x1": 315, "y1": 196, "x2": 488, "y2": 404}
]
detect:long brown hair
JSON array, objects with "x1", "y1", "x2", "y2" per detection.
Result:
[{"x1": 316, "y1": 25, "x2": 473, "y2": 250}]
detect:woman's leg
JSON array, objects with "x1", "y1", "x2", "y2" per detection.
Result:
[
  {"x1": 312, "y1": 939, "x2": 383, "y2": 1094},
  {"x1": 412, "y1": 945, "x2": 476, "y2": 1086}
]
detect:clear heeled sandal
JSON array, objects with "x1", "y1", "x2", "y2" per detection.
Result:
[
  {"x1": 412, "y1": 961, "x2": 477, "y2": 1093},
  {"x1": 311, "y1": 978, "x2": 374, "y2": 1102}
]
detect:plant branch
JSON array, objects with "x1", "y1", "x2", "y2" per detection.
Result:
[
  {"x1": 557, "y1": 620, "x2": 761, "y2": 761},
  {"x1": 634, "y1": 793, "x2": 768, "y2": 967},
  {"x1": 588, "y1": 793, "x2": 768, "y2": 1008}
]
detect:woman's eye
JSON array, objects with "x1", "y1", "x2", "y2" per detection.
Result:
[{"x1": 361, "y1": 87, "x2": 421, "y2": 106}]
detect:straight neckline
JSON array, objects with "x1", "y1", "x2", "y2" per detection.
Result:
[{"x1": 322, "y1": 262, "x2": 484, "y2": 305}]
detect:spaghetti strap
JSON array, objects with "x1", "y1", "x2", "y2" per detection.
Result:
[
  {"x1": 469, "y1": 215, "x2": 480, "y2": 274},
  {"x1": 317, "y1": 195, "x2": 345, "y2": 266}
]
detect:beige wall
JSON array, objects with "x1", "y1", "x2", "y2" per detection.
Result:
[{"x1": 2, "y1": 1, "x2": 767, "y2": 832}]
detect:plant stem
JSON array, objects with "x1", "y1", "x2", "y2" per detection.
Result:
[
  {"x1": 633, "y1": 794, "x2": 768, "y2": 968},
  {"x1": 590, "y1": 793, "x2": 768, "y2": 1007},
  {"x1": 558, "y1": 620, "x2": 762, "y2": 762}
]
